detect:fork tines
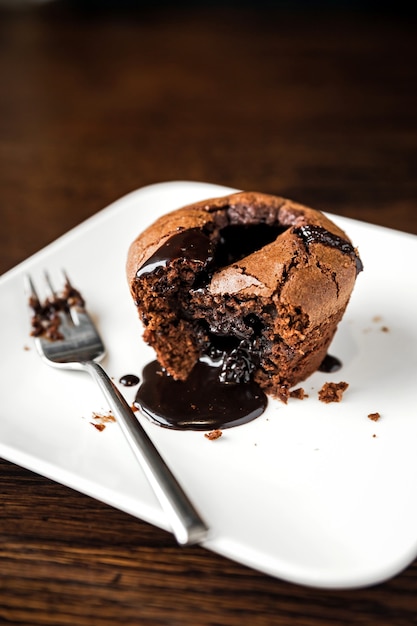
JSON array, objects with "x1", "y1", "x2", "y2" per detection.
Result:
[{"x1": 25, "y1": 271, "x2": 85, "y2": 340}]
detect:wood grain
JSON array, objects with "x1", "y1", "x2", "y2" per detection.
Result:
[{"x1": 1, "y1": 3, "x2": 417, "y2": 624}]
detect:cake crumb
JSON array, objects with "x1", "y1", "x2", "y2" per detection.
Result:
[
  {"x1": 28, "y1": 278, "x2": 85, "y2": 341},
  {"x1": 381, "y1": 326, "x2": 389, "y2": 333},
  {"x1": 290, "y1": 387, "x2": 308, "y2": 400},
  {"x1": 90, "y1": 410, "x2": 116, "y2": 431},
  {"x1": 91, "y1": 411, "x2": 116, "y2": 423},
  {"x1": 318, "y1": 381, "x2": 349, "y2": 403},
  {"x1": 205, "y1": 429, "x2": 223, "y2": 440},
  {"x1": 91, "y1": 423, "x2": 106, "y2": 432},
  {"x1": 368, "y1": 412, "x2": 381, "y2": 422}
]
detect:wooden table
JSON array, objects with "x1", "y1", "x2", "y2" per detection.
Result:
[{"x1": 1, "y1": 2, "x2": 416, "y2": 624}]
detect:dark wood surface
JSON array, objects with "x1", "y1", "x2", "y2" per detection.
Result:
[{"x1": 1, "y1": 2, "x2": 417, "y2": 624}]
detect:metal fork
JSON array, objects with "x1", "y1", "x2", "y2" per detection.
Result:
[{"x1": 25, "y1": 271, "x2": 209, "y2": 546}]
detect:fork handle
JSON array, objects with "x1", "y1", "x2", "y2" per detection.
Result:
[{"x1": 83, "y1": 360, "x2": 209, "y2": 546}]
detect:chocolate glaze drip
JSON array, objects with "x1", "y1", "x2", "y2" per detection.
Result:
[
  {"x1": 135, "y1": 360, "x2": 268, "y2": 430},
  {"x1": 318, "y1": 354, "x2": 342, "y2": 373},
  {"x1": 294, "y1": 225, "x2": 363, "y2": 275},
  {"x1": 137, "y1": 222, "x2": 362, "y2": 281},
  {"x1": 136, "y1": 228, "x2": 214, "y2": 277}
]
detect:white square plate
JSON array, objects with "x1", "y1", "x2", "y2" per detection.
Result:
[{"x1": 1, "y1": 181, "x2": 417, "y2": 589}]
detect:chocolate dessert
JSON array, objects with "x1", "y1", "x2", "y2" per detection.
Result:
[{"x1": 127, "y1": 191, "x2": 362, "y2": 415}]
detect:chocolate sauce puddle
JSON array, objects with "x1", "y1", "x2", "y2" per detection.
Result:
[{"x1": 134, "y1": 360, "x2": 268, "y2": 430}]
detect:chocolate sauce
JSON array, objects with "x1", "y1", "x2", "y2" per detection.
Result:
[
  {"x1": 318, "y1": 354, "x2": 342, "y2": 373},
  {"x1": 294, "y1": 225, "x2": 363, "y2": 275},
  {"x1": 136, "y1": 228, "x2": 214, "y2": 277},
  {"x1": 119, "y1": 374, "x2": 140, "y2": 387},
  {"x1": 134, "y1": 360, "x2": 268, "y2": 430},
  {"x1": 137, "y1": 223, "x2": 286, "y2": 280},
  {"x1": 214, "y1": 223, "x2": 286, "y2": 267}
]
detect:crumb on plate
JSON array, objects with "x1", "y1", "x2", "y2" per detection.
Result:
[
  {"x1": 318, "y1": 381, "x2": 349, "y2": 403},
  {"x1": 205, "y1": 429, "x2": 223, "y2": 440},
  {"x1": 90, "y1": 410, "x2": 116, "y2": 431}
]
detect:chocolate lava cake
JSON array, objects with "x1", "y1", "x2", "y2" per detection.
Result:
[{"x1": 126, "y1": 191, "x2": 362, "y2": 402}]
